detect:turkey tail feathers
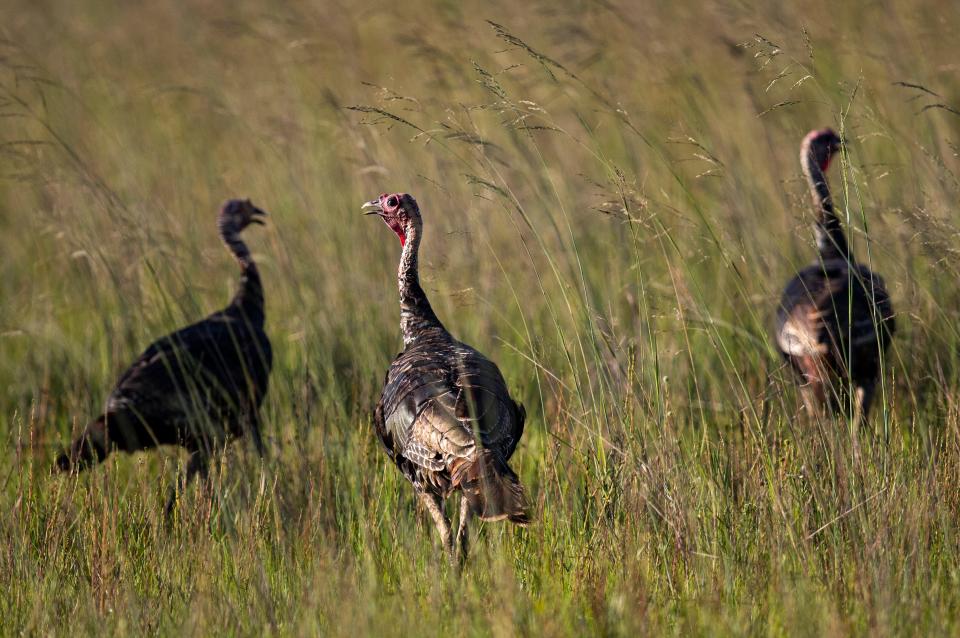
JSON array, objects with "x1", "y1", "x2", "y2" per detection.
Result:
[{"x1": 451, "y1": 450, "x2": 531, "y2": 525}]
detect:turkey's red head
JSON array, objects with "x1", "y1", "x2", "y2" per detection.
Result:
[
  {"x1": 802, "y1": 128, "x2": 842, "y2": 172},
  {"x1": 219, "y1": 198, "x2": 268, "y2": 232},
  {"x1": 362, "y1": 192, "x2": 420, "y2": 246}
]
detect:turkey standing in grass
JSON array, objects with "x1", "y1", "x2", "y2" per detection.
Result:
[
  {"x1": 365, "y1": 192, "x2": 530, "y2": 565},
  {"x1": 56, "y1": 199, "x2": 273, "y2": 514},
  {"x1": 775, "y1": 129, "x2": 895, "y2": 422}
]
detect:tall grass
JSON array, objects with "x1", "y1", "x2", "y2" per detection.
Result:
[{"x1": 2, "y1": 0, "x2": 960, "y2": 635}]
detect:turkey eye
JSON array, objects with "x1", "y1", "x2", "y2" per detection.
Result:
[{"x1": 387, "y1": 196, "x2": 399, "y2": 208}]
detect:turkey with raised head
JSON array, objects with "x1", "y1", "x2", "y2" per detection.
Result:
[
  {"x1": 56, "y1": 199, "x2": 273, "y2": 514},
  {"x1": 775, "y1": 129, "x2": 895, "y2": 422},
  {"x1": 365, "y1": 192, "x2": 530, "y2": 565}
]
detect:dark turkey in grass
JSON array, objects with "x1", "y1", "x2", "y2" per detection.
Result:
[
  {"x1": 775, "y1": 129, "x2": 895, "y2": 422},
  {"x1": 56, "y1": 199, "x2": 273, "y2": 515}
]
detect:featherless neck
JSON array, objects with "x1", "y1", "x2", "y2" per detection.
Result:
[
  {"x1": 219, "y1": 220, "x2": 265, "y2": 324},
  {"x1": 802, "y1": 148, "x2": 850, "y2": 261},
  {"x1": 398, "y1": 219, "x2": 445, "y2": 345}
]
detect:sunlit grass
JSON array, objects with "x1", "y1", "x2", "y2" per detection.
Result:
[{"x1": 2, "y1": 1, "x2": 960, "y2": 635}]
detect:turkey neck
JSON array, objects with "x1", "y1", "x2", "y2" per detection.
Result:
[
  {"x1": 398, "y1": 217, "x2": 445, "y2": 345},
  {"x1": 219, "y1": 219, "x2": 265, "y2": 325},
  {"x1": 801, "y1": 143, "x2": 850, "y2": 262}
]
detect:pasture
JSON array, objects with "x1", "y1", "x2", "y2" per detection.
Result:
[{"x1": 2, "y1": 1, "x2": 960, "y2": 635}]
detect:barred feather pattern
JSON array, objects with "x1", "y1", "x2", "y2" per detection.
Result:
[{"x1": 375, "y1": 328, "x2": 526, "y2": 496}]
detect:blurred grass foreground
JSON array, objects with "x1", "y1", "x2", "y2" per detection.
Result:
[{"x1": 3, "y1": 0, "x2": 960, "y2": 635}]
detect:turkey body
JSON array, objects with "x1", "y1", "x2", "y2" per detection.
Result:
[
  {"x1": 56, "y1": 199, "x2": 272, "y2": 513},
  {"x1": 96, "y1": 304, "x2": 272, "y2": 456},
  {"x1": 365, "y1": 191, "x2": 529, "y2": 564},
  {"x1": 776, "y1": 260, "x2": 894, "y2": 416},
  {"x1": 774, "y1": 129, "x2": 895, "y2": 421},
  {"x1": 375, "y1": 326, "x2": 525, "y2": 520}
]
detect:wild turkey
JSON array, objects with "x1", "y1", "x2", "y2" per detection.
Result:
[
  {"x1": 56, "y1": 199, "x2": 273, "y2": 513},
  {"x1": 775, "y1": 129, "x2": 895, "y2": 422},
  {"x1": 364, "y1": 192, "x2": 530, "y2": 564}
]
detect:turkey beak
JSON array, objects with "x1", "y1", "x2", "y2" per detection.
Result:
[
  {"x1": 362, "y1": 199, "x2": 384, "y2": 217},
  {"x1": 250, "y1": 207, "x2": 269, "y2": 226}
]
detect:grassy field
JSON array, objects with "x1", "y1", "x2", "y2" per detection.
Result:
[{"x1": 3, "y1": 0, "x2": 960, "y2": 635}]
